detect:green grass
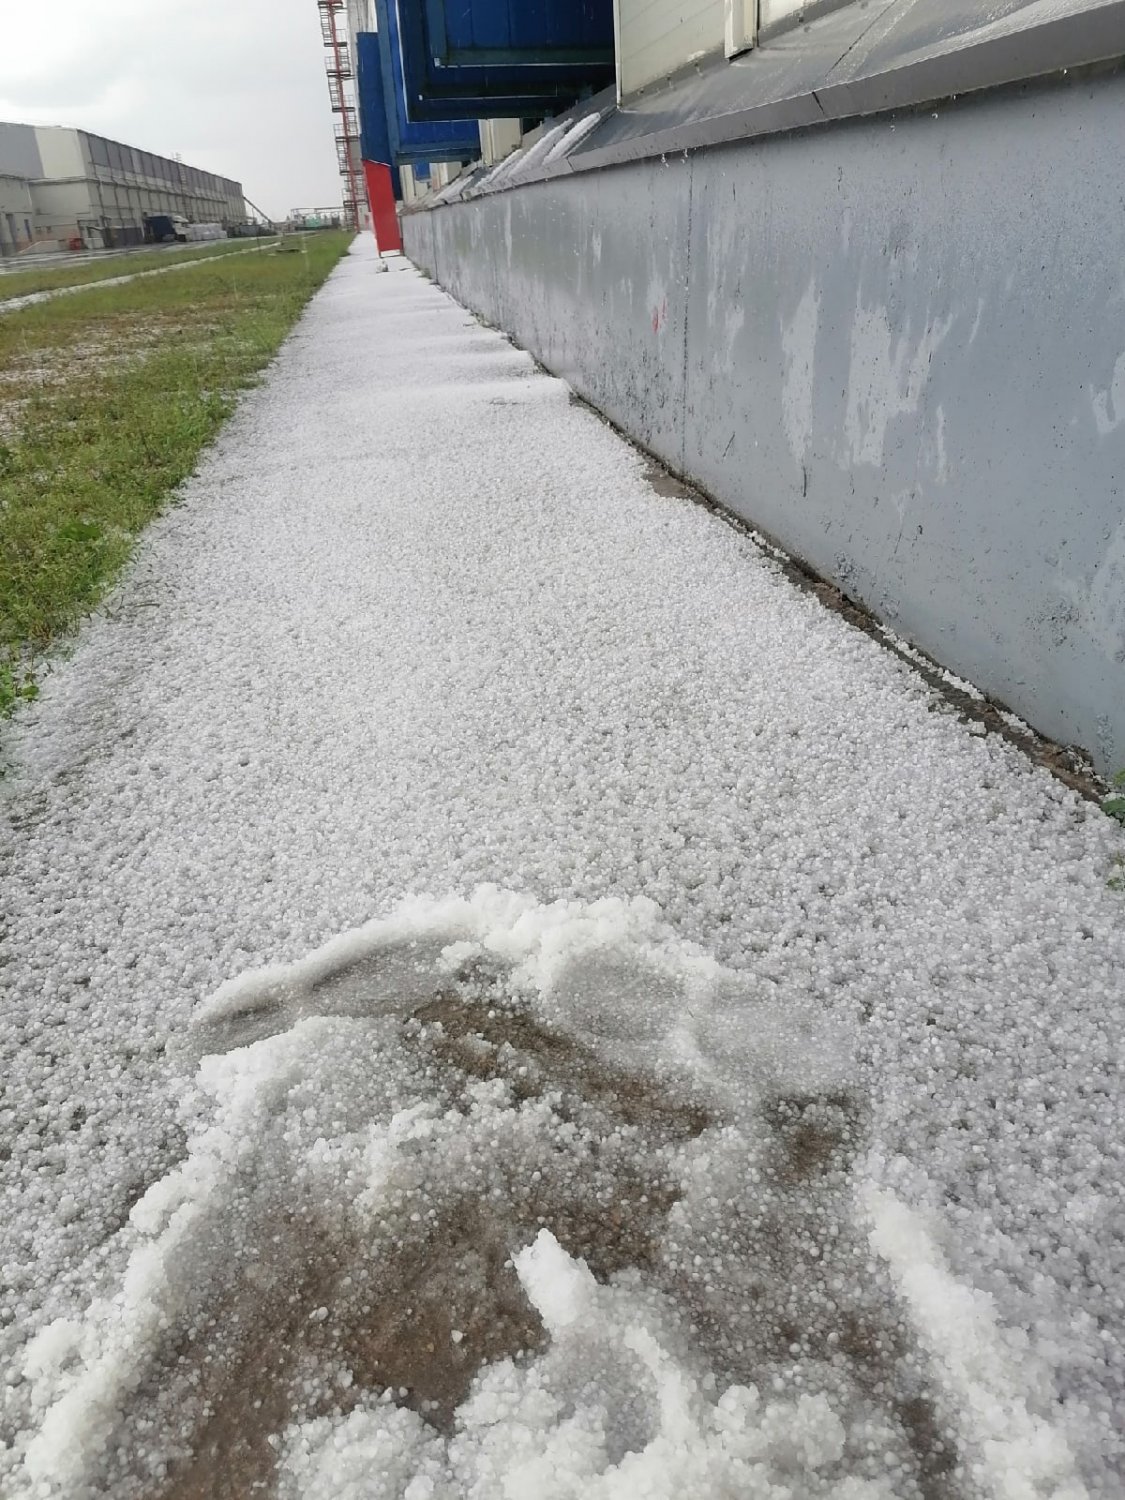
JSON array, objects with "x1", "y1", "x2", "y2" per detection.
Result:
[
  {"x1": 0, "y1": 231, "x2": 352, "y2": 715},
  {"x1": 1104, "y1": 769, "x2": 1125, "y2": 829},
  {"x1": 0, "y1": 235, "x2": 281, "y2": 303}
]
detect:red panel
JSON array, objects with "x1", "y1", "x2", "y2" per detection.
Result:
[{"x1": 362, "y1": 159, "x2": 402, "y2": 254}]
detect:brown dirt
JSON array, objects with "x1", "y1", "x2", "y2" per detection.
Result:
[
  {"x1": 105, "y1": 978, "x2": 958, "y2": 1500},
  {"x1": 148, "y1": 987, "x2": 713, "y2": 1500}
]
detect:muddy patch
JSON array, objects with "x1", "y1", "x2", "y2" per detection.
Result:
[
  {"x1": 414, "y1": 988, "x2": 711, "y2": 1139},
  {"x1": 55, "y1": 952, "x2": 959, "y2": 1500},
  {"x1": 130, "y1": 986, "x2": 715, "y2": 1499},
  {"x1": 640, "y1": 458, "x2": 697, "y2": 503}
]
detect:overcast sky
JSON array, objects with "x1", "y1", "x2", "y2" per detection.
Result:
[{"x1": 0, "y1": 0, "x2": 344, "y2": 217}]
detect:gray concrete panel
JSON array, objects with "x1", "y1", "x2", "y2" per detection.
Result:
[
  {"x1": 416, "y1": 164, "x2": 692, "y2": 466},
  {"x1": 403, "y1": 73, "x2": 1125, "y2": 773},
  {"x1": 0, "y1": 123, "x2": 44, "y2": 180}
]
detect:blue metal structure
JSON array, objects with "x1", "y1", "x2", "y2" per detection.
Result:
[
  {"x1": 355, "y1": 33, "x2": 401, "y2": 198},
  {"x1": 360, "y1": 27, "x2": 479, "y2": 168},
  {"x1": 423, "y1": 0, "x2": 613, "y2": 67},
  {"x1": 378, "y1": 0, "x2": 614, "y2": 123}
]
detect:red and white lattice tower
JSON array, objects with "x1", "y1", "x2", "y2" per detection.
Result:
[{"x1": 318, "y1": 0, "x2": 363, "y2": 229}]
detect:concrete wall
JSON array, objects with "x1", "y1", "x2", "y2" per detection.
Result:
[
  {"x1": 615, "y1": 0, "x2": 725, "y2": 95},
  {"x1": 28, "y1": 178, "x2": 93, "y2": 236},
  {"x1": 403, "y1": 72, "x2": 1125, "y2": 775},
  {"x1": 479, "y1": 118, "x2": 523, "y2": 166},
  {"x1": 0, "y1": 173, "x2": 35, "y2": 254},
  {"x1": 0, "y1": 123, "x2": 43, "y2": 180},
  {"x1": 760, "y1": 0, "x2": 804, "y2": 24}
]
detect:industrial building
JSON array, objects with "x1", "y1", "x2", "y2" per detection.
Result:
[{"x1": 0, "y1": 122, "x2": 245, "y2": 255}]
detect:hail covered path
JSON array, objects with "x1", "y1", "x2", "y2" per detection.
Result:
[{"x1": 2, "y1": 237, "x2": 1123, "y2": 1499}]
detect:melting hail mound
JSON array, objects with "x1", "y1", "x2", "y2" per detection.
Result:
[
  {"x1": 280, "y1": 1227, "x2": 862, "y2": 1500},
  {"x1": 19, "y1": 889, "x2": 1087, "y2": 1500}
]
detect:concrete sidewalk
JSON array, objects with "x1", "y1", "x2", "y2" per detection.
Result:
[{"x1": 3, "y1": 237, "x2": 1123, "y2": 1498}]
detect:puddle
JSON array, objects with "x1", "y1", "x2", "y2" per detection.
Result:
[{"x1": 640, "y1": 458, "x2": 697, "y2": 503}]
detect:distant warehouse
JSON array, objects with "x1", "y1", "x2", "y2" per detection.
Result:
[{"x1": 0, "y1": 122, "x2": 245, "y2": 255}]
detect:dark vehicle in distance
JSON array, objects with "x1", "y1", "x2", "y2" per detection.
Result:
[{"x1": 143, "y1": 214, "x2": 188, "y2": 243}]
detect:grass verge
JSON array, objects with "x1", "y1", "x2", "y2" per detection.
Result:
[
  {"x1": 0, "y1": 236, "x2": 282, "y2": 304},
  {"x1": 0, "y1": 230, "x2": 353, "y2": 716}
]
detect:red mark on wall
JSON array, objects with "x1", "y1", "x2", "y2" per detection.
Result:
[{"x1": 651, "y1": 297, "x2": 668, "y2": 334}]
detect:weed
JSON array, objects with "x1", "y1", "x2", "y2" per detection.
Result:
[
  {"x1": 0, "y1": 237, "x2": 279, "y2": 304},
  {"x1": 0, "y1": 660, "x2": 39, "y2": 717},
  {"x1": 1105, "y1": 772, "x2": 1125, "y2": 891},
  {"x1": 1103, "y1": 770, "x2": 1125, "y2": 827}
]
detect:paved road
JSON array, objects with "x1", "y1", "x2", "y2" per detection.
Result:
[{"x1": 2, "y1": 237, "x2": 1122, "y2": 1499}]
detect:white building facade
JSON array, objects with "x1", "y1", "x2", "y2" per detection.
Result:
[{"x1": 0, "y1": 122, "x2": 245, "y2": 254}]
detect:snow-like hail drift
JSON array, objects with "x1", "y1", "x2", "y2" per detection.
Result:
[{"x1": 15, "y1": 890, "x2": 1088, "y2": 1500}]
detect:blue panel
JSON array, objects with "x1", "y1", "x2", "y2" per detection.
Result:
[
  {"x1": 425, "y1": 0, "x2": 614, "y2": 68},
  {"x1": 383, "y1": 0, "x2": 613, "y2": 123},
  {"x1": 368, "y1": 20, "x2": 481, "y2": 165},
  {"x1": 355, "y1": 32, "x2": 402, "y2": 197}
]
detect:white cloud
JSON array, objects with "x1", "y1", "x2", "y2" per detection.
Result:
[{"x1": 0, "y1": 0, "x2": 344, "y2": 216}]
